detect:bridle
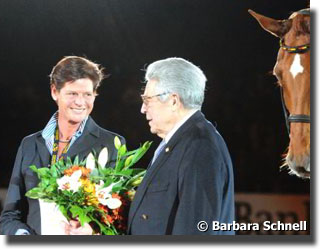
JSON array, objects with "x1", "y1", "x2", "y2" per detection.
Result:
[
  {"x1": 280, "y1": 88, "x2": 310, "y2": 135},
  {"x1": 279, "y1": 9, "x2": 310, "y2": 135}
]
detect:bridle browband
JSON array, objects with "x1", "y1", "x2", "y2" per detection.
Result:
[
  {"x1": 279, "y1": 8, "x2": 310, "y2": 135},
  {"x1": 279, "y1": 39, "x2": 310, "y2": 54}
]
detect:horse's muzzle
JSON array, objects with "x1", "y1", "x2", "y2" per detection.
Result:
[{"x1": 286, "y1": 154, "x2": 310, "y2": 179}]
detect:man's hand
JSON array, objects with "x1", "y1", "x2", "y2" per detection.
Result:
[{"x1": 62, "y1": 220, "x2": 93, "y2": 235}]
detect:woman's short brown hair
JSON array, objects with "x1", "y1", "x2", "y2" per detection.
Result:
[{"x1": 49, "y1": 56, "x2": 105, "y2": 91}]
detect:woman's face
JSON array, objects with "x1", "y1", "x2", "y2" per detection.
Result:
[{"x1": 51, "y1": 78, "x2": 96, "y2": 125}]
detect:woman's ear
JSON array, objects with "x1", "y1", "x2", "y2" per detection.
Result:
[{"x1": 51, "y1": 84, "x2": 58, "y2": 101}]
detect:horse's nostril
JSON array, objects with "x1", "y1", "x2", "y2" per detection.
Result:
[{"x1": 295, "y1": 167, "x2": 310, "y2": 179}]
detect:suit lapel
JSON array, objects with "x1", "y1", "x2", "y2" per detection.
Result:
[
  {"x1": 66, "y1": 117, "x2": 100, "y2": 159},
  {"x1": 128, "y1": 111, "x2": 205, "y2": 231},
  {"x1": 35, "y1": 135, "x2": 50, "y2": 167}
]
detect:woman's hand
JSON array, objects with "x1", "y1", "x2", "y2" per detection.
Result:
[{"x1": 62, "y1": 220, "x2": 93, "y2": 235}]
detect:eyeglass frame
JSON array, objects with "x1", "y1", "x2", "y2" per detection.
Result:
[{"x1": 140, "y1": 92, "x2": 170, "y2": 105}]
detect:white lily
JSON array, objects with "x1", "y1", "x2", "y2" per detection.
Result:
[
  {"x1": 96, "y1": 183, "x2": 114, "y2": 199},
  {"x1": 96, "y1": 182, "x2": 122, "y2": 209},
  {"x1": 104, "y1": 198, "x2": 122, "y2": 209},
  {"x1": 95, "y1": 180, "x2": 105, "y2": 190},
  {"x1": 57, "y1": 170, "x2": 82, "y2": 193},
  {"x1": 98, "y1": 147, "x2": 109, "y2": 168},
  {"x1": 86, "y1": 152, "x2": 96, "y2": 170}
]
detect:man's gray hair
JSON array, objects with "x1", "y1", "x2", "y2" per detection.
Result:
[{"x1": 145, "y1": 57, "x2": 207, "y2": 110}]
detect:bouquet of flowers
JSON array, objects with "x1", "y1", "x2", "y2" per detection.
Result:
[{"x1": 26, "y1": 136, "x2": 151, "y2": 235}]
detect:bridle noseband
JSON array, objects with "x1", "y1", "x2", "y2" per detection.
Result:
[
  {"x1": 279, "y1": 9, "x2": 310, "y2": 135},
  {"x1": 280, "y1": 88, "x2": 310, "y2": 135}
]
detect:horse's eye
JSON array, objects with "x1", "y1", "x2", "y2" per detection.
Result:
[
  {"x1": 273, "y1": 65, "x2": 283, "y2": 81},
  {"x1": 302, "y1": 20, "x2": 310, "y2": 34}
]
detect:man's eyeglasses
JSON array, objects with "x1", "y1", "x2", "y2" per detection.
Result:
[{"x1": 140, "y1": 92, "x2": 169, "y2": 105}]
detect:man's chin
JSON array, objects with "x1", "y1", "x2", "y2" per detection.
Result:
[
  {"x1": 149, "y1": 127, "x2": 156, "y2": 134},
  {"x1": 150, "y1": 128, "x2": 164, "y2": 138},
  {"x1": 149, "y1": 127, "x2": 158, "y2": 135}
]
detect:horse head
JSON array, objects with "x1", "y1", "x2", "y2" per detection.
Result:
[{"x1": 249, "y1": 9, "x2": 310, "y2": 178}]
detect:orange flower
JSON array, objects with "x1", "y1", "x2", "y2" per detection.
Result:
[
  {"x1": 106, "y1": 214, "x2": 114, "y2": 224},
  {"x1": 111, "y1": 193, "x2": 121, "y2": 199},
  {"x1": 64, "y1": 165, "x2": 91, "y2": 177}
]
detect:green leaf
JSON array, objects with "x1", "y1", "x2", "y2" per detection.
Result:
[
  {"x1": 103, "y1": 178, "x2": 114, "y2": 188},
  {"x1": 66, "y1": 157, "x2": 73, "y2": 167},
  {"x1": 98, "y1": 166, "x2": 113, "y2": 176},
  {"x1": 70, "y1": 205, "x2": 92, "y2": 226},
  {"x1": 111, "y1": 180, "x2": 126, "y2": 193},
  {"x1": 45, "y1": 184, "x2": 57, "y2": 193},
  {"x1": 89, "y1": 215, "x2": 116, "y2": 235},
  {"x1": 117, "y1": 169, "x2": 133, "y2": 177},
  {"x1": 73, "y1": 155, "x2": 80, "y2": 166},
  {"x1": 25, "y1": 188, "x2": 42, "y2": 199},
  {"x1": 125, "y1": 170, "x2": 146, "y2": 189},
  {"x1": 29, "y1": 165, "x2": 39, "y2": 174},
  {"x1": 115, "y1": 159, "x2": 125, "y2": 173},
  {"x1": 37, "y1": 168, "x2": 50, "y2": 177},
  {"x1": 57, "y1": 205, "x2": 71, "y2": 220},
  {"x1": 132, "y1": 141, "x2": 152, "y2": 164},
  {"x1": 50, "y1": 165, "x2": 58, "y2": 178},
  {"x1": 79, "y1": 158, "x2": 86, "y2": 166},
  {"x1": 39, "y1": 178, "x2": 50, "y2": 188},
  {"x1": 143, "y1": 141, "x2": 153, "y2": 150}
]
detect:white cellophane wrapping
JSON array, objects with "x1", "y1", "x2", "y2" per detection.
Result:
[{"x1": 39, "y1": 199, "x2": 68, "y2": 235}]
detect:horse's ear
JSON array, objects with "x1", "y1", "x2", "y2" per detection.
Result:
[{"x1": 248, "y1": 9, "x2": 291, "y2": 38}]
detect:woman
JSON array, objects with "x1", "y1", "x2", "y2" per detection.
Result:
[{"x1": 0, "y1": 56, "x2": 125, "y2": 235}]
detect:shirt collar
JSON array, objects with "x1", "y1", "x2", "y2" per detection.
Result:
[{"x1": 164, "y1": 109, "x2": 198, "y2": 144}]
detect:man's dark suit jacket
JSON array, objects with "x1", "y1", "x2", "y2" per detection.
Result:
[
  {"x1": 128, "y1": 111, "x2": 234, "y2": 235},
  {"x1": 0, "y1": 116, "x2": 124, "y2": 235}
]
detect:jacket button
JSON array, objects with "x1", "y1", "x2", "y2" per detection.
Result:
[{"x1": 141, "y1": 214, "x2": 148, "y2": 220}]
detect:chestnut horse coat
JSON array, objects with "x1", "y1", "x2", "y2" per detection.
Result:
[{"x1": 128, "y1": 111, "x2": 235, "y2": 235}]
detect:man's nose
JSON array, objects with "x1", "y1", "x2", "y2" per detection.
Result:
[{"x1": 141, "y1": 102, "x2": 147, "y2": 114}]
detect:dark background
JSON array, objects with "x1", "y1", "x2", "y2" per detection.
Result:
[{"x1": 0, "y1": 0, "x2": 310, "y2": 194}]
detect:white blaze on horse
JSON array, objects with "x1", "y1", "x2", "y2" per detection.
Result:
[{"x1": 249, "y1": 9, "x2": 310, "y2": 179}]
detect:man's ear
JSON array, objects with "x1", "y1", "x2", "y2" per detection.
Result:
[{"x1": 171, "y1": 93, "x2": 180, "y2": 110}]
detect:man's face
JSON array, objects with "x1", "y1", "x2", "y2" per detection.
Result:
[
  {"x1": 141, "y1": 79, "x2": 175, "y2": 138},
  {"x1": 51, "y1": 78, "x2": 96, "y2": 125}
]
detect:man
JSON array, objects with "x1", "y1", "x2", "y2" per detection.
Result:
[
  {"x1": 128, "y1": 57, "x2": 234, "y2": 235},
  {"x1": 0, "y1": 56, "x2": 124, "y2": 235}
]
